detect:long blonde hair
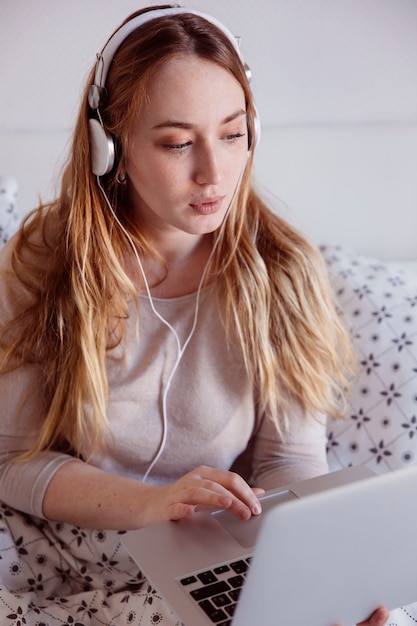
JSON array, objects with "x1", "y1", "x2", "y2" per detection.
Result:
[{"x1": 1, "y1": 6, "x2": 355, "y2": 460}]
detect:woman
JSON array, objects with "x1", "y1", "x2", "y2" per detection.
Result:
[{"x1": 0, "y1": 5, "x2": 389, "y2": 625}]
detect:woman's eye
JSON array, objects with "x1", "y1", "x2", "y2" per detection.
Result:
[
  {"x1": 161, "y1": 132, "x2": 245, "y2": 151},
  {"x1": 225, "y1": 132, "x2": 246, "y2": 142},
  {"x1": 163, "y1": 141, "x2": 192, "y2": 151}
]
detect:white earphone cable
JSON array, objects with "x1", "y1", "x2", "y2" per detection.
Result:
[{"x1": 96, "y1": 152, "x2": 248, "y2": 481}]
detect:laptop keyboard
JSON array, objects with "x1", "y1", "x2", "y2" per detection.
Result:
[{"x1": 178, "y1": 555, "x2": 252, "y2": 625}]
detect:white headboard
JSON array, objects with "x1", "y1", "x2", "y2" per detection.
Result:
[{"x1": 1, "y1": 0, "x2": 416, "y2": 261}]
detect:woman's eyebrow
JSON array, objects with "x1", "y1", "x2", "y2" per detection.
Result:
[{"x1": 152, "y1": 108, "x2": 247, "y2": 130}]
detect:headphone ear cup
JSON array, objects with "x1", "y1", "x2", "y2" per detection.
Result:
[
  {"x1": 249, "y1": 105, "x2": 261, "y2": 150},
  {"x1": 88, "y1": 118, "x2": 115, "y2": 176}
]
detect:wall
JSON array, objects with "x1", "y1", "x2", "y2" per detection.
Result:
[{"x1": 1, "y1": 0, "x2": 417, "y2": 259}]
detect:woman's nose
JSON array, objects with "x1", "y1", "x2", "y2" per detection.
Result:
[{"x1": 194, "y1": 143, "x2": 221, "y2": 186}]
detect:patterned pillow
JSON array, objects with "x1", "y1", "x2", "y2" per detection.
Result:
[
  {"x1": 321, "y1": 244, "x2": 417, "y2": 475},
  {"x1": 0, "y1": 175, "x2": 19, "y2": 246}
]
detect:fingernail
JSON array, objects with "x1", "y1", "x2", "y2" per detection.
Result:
[{"x1": 252, "y1": 503, "x2": 262, "y2": 515}]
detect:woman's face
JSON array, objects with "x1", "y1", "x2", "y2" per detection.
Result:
[{"x1": 125, "y1": 54, "x2": 249, "y2": 241}]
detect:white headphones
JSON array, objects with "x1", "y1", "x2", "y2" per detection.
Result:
[{"x1": 88, "y1": 6, "x2": 261, "y2": 176}]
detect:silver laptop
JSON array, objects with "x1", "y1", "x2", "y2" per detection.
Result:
[{"x1": 122, "y1": 465, "x2": 417, "y2": 626}]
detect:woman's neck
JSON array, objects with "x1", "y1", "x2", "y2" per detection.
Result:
[{"x1": 127, "y1": 233, "x2": 214, "y2": 299}]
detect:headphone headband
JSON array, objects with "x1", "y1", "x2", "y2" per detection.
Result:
[
  {"x1": 88, "y1": 7, "x2": 243, "y2": 111},
  {"x1": 88, "y1": 6, "x2": 260, "y2": 176}
]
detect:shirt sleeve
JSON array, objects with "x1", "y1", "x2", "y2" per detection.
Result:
[
  {"x1": 0, "y1": 363, "x2": 83, "y2": 519},
  {"x1": 251, "y1": 406, "x2": 329, "y2": 491},
  {"x1": 0, "y1": 238, "x2": 80, "y2": 519}
]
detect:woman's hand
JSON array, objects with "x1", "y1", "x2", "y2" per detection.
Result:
[
  {"x1": 335, "y1": 606, "x2": 390, "y2": 626},
  {"x1": 146, "y1": 465, "x2": 264, "y2": 525},
  {"x1": 44, "y1": 462, "x2": 264, "y2": 530},
  {"x1": 357, "y1": 607, "x2": 390, "y2": 626}
]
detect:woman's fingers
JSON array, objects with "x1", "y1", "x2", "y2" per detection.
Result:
[
  {"x1": 185, "y1": 465, "x2": 263, "y2": 518},
  {"x1": 357, "y1": 607, "x2": 390, "y2": 626},
  {"x1": 162, "y1": 465, "x2": 263, "y2": 522},
  {"x1": 335, "y1": 606, "x2": 390, "y2": 626}
]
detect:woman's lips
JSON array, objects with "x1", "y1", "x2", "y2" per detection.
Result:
[{"x1": 190, "y1": 196, "x2": 224, "y2": 215}]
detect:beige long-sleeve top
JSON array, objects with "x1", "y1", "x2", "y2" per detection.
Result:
[{"x1": 0, "y1": 236, "x2": 328, "y2": 520}]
